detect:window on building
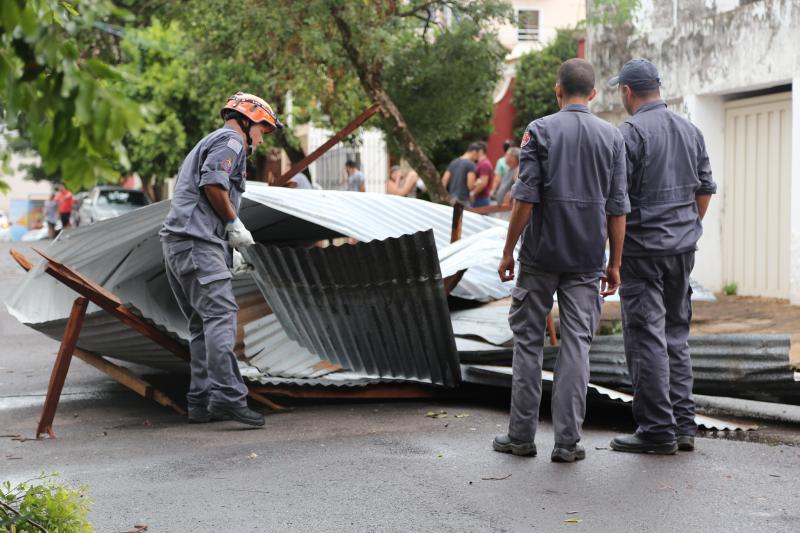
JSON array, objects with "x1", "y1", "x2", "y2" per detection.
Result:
[{"x1": 517, "y1": 9, "x2": 540, "y2": 42}]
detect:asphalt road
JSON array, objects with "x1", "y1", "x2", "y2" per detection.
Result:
[{"x1": 1, "y1": 241, "x2": 799, "y2": 532}]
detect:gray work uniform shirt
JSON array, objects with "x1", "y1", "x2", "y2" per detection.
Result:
[
  {"x1": 159, "y1": 125, "x2": 247, "y2": 271},
  {"x1": 446, "y1": 158, "x2": 477, "y2": 204},
  {"x1": 512, "y1": 104, "x2": 630, "y2": 274},
  {"x1": 619, "y1": 100, "x2": 716, "y2": 256}
]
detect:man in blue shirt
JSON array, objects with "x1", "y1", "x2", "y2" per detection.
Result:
[
  {"x1": 160, "y1": 92, "x2": 283, "y2": 426},
  {"x1": 494, "y1": 59, "x2": 629, "y2": 462},
  {"x1": 607, "y1": 60, "x2": 716, "y2": 454}
]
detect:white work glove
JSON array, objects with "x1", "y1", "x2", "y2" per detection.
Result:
[
  {"x1": 225, "y1": 217, "x2": 255, "y2": 249},
  {"x1": 231, "y1": 249, "x2": 253, "y2": 276}
]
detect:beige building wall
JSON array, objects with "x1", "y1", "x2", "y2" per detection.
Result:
[
  {"x1": 496, "y1": 0, "x2": 585, "y2": 57},
  {"x1": 0, "y1": 154, "x2": 52, "y2": 215}
]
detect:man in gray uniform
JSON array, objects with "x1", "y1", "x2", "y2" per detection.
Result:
[
  {"x1": 494, "y1": 59, "x2": 629, "y2": 462},
  {"x1": 607, "y1": 60, "x2": 716, "y2": 454},
  {"x1": 160, "y1": 92, "x2": 283, "y2": 426}
]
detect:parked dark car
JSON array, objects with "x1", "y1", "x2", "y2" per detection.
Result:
[{"x1": 77, "y1": 186, "x2": 151, "y2": 225}]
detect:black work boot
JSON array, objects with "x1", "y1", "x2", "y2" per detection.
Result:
[
  {"x1": 551, "y1": 443, "x2": 586, "y2": 463},
  {"x1": 677, "y1": 435, "x2": 695, "y2": 451},
  {"x1": 610, "y1": 434, "x2": 677, "y2": 454},
  {"x1": 187, "y1": 407, "x2": 230, "y2": 424},
  {"x1": 209, "y1": 403, "x2": 265, "y2": 427},
  {"x1": 492, "y1": 434, "x2": 537, "y2": 457}
]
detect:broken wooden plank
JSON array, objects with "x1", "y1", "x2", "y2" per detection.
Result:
[
  {"x1": 444, "y1": 202, "x2": 466, "y2": 295},
  {"x1": 72, "y1": 348, "x2": 186, "y2": 416},
  {"x1": 37, "y1": 297, "x2": 89, "y2": 439},
  {"x1": 9, "y1": 249, "x2": 33, "y2": 272},
  {"x1": 276, "y1": 103, "x2": 380, "y2": 186},
  {"x1": 251, "y1": 384, "x2": 442, "y2": 400},
  {"x1": 34, "y1": 249, "x2": 190, "y2": 362}
]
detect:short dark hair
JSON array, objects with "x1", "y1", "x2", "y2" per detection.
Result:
[
  {"x1": 345, "y1": 160, "x2": 359, "y2": 169},
  {"x1": 558, "y1": 59, "x2": 595, "y2": 97},
  {"x1": 222, "y1": 108, "x2": 248, "y2": 123},
  {"x1": 629, "y1": 82, "x2": 661, "y2": 98},
  {"x1": 467, "y1": 142, "x2": 483, "y2": 153},
  {"x1": 502, "y1": 140, "x2": 512, "y2": 152}
]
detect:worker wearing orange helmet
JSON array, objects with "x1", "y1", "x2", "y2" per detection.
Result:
[{"x1": 159, "y1": 92, "x2": 283, "y2": 427}]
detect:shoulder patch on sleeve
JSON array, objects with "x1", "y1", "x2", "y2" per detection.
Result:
[
  {"x1": 226, "y1": 137, "x2": 243, "y2": 154},
  {"x1": 520, "y1": 130, "x2": 531, "y2": 148}
]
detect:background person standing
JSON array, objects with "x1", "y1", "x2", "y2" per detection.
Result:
[
  {"x1": 492, "y1": 140, "x2": 513, "y2": 203},
  {"x1": 387, "y1": 165, "x2": 419, "y2": 198},
  {"x1": 345, "y1": 160, "x2": 366, "y2": 192},
  {"x1": 607, "y1": 59, "x2": 716, "y2": 455},
  {"x1": 54, "y1": 183, "x2": 73, "y2": 231},
  {"x1": 44, "y1": 193, "x2": 58, "y2": 239},
  {"x1": 470, "y1": 141, "x2": 494, "y2": 208},
  {"x1": 494, "y1": 59, "x2": 628, "y2": 463},
  {"x1": 493, "y1": 147, "x2": 520, "y2": 207},
  {"x1": 441, "y1": 142, "x2": 480, "y2": 205}
]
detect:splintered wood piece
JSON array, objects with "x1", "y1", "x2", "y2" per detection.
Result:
[
  {"x1": 37, "y1": 297, "x2": 89, "y2": 439},
  {"x1": 276, "y1": 103, "x2": 380, "y2": 186},
  {"x1": 247, "y1": 389, "x2": 290, "y2": 412},
  {"x1": 73, "y1": 348, "x2": 185, "y2": 415},
  {"x1": 9, "y1": 249, "x2": 33, "y2": 271},
  {"x1": 251, "y1": 384, "x2": 441, "y2": 400}
]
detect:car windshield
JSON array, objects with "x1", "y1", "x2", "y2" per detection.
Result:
[{"x1": 95, "y1": 190, "x2": 149, "y2": 207}]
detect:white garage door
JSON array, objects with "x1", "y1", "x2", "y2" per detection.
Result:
[{"x1": 723, "y1": 92, "x2": 792, "y2": 298}]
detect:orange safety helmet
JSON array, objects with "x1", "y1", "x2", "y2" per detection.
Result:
[{"x1": 220, "y1": 92, "x2": 284, "y2": 131}]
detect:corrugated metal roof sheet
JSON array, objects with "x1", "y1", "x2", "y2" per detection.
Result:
[
  {"x1": 459, "y1": 365, "x2": 750, "y2": 431},
  {"x1": 243, "y1": 314, "x2": 339, "y2": 379},
  {"x1": 458, "y1": 334, "x2": 800, "y2": 402},
  {"x1": 243, "y1": 229, "x2": 462, "y2": 387},
  {"x1": 240, "y1": 185, "x2": 510, "y2": 301}
]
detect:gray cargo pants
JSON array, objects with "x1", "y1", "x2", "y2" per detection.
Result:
[
  {"x1": 619, "y1": 251, "x2": 696, "y2": 442},
  {"x1": 162, "y1": 240, "x2": 248, "y2": 410},
  {"x1": 508, "y1": 267, "x2": 601, "y2": 445}
]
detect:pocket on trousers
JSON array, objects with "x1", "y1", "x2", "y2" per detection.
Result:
[
  {"x1": 167, "y1": 241, "x2": 197, "y2": 276},
  {"x1": 619, "y1": 281, "x2": 650, "y2": 327},
  {"x1": 192, "y1": 243, "x2": 232, "y2": 286},
  {"x1": 508, "y1": 286, "x2": 529, "y2": 334}
]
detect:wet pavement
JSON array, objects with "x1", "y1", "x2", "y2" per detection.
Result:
[{"x1": 2, "y1": 241, "x2": 800, "y2": 532}]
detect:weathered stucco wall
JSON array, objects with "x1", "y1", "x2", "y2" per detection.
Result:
[
  {"x1": 588, "y1": 0, "x2": 800, "y2": 111},
  {"x1": 587, "y1": 0, "x2": 800, "y2": 302}
]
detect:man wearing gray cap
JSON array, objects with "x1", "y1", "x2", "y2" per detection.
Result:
[
  {"x1": 494, "y1": 58, "x2": 628, "y2": 463},
  {"x1": 607, "y1": 59, "x2": 716, "y2": 454}
]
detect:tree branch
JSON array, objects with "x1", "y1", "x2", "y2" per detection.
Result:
[{"x1": 0, "y1": 501, "x2": 48, "y2": 533}]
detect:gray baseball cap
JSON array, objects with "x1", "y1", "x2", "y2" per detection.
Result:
[{"x1": 608, "y1": 58, "x2": 661, "y2": 90}]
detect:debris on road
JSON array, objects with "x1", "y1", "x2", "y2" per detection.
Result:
[
  {"x1": 481, "y1": 474, "x2": 512, "y2": 481},
  {"x1": 4, "y1": 187, "x2": 798, "y2": 437}
]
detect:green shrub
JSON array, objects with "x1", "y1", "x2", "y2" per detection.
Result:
[
  {"x1": 723, "y1": 282, "x2": 738, "y2": 296},
  {"x1": 0, "y1": 474, "x2": 93, "y2": 532}
]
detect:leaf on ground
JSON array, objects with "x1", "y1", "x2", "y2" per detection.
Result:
[
  {"x1": 454, "y1": 413, "x2": 470, "y2": 418},
  {"x1": 563, "y1": 518, "x2": 582, "y2": 523},
  {"x1": 248, "y1": 453, "x2": 258, "y2": 459},
  {"x1": 426, "y1": 411, "x2": 448, "y2": 419}
]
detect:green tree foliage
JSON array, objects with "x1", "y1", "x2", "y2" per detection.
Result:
[
  {"x1": 166, "y1": 0, "x2": 510, "y2": 202},
  {"x1": 1, "y1": 474, "x2": 93, "y2": 532},
  {"x1": 512, "y1": 29, "x2": 580, "y2": 140},
  {"x1": 381, "y1": 20, "x2": 505, "y2": 166},
  {"x1": 0, "y1": 0, "x2": 143, "y2": 192},
  {"x1": 115, "y1": 20, "x2": 199, "y2": 195}
]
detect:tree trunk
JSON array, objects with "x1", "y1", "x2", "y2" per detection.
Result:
[{"x1": 328, "y1": 3, "x2": 448, "y2": 204}]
